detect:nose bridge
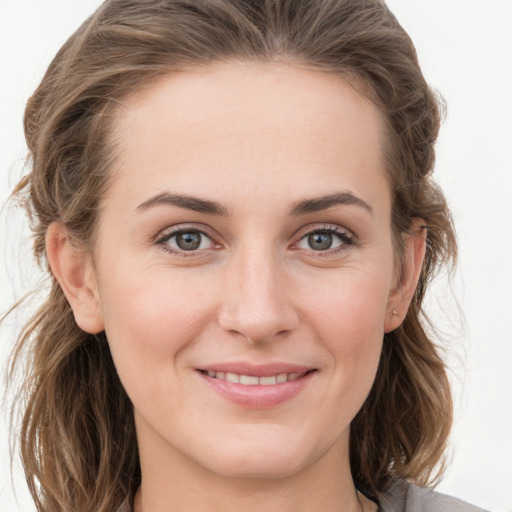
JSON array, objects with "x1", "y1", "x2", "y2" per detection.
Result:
[{"x1": 218, "y1": 240, "x2": 298, "y2": 343}]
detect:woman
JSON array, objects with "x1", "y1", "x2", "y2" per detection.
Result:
[{"x1": 6, "y1": 0, "x2": 488, "y2": 511}]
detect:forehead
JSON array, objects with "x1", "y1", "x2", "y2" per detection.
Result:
[{"x1": 107, "y1": 61, "x2": 389, "y2": 213}]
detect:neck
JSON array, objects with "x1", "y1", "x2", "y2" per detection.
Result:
[
  {"x1": 133, "y1": 426, "x2": 372, "y2": 512},
  {"x1": 134, "y1": 474, "x2": 365, "y2": 512}
]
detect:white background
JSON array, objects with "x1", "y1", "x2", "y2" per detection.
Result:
[{"x1": 1, "y1": 1, "x2": 511, "y2": 511}]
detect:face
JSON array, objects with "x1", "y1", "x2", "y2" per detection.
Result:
[{"x1": 80, "y1": 62, "x2": 406, "y2": 480}]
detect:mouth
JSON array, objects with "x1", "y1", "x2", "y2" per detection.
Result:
[
  {"x1": 198, "y1": 369, "x2": 314, "y2": 386},
  {"x1": 196, "y1": 365, "x2": 318, "y2": 408}
]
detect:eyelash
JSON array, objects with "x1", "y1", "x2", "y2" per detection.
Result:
[{"x1": 154, "y1": 224, "x2": 356, "y2": 257}]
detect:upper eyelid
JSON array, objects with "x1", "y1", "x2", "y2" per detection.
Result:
[
  {"x1": 292, "y1": 223, "x2": 354, "y2": 240},
  {"x1": 154, "y1": 223, "x2": 217, "y2": 243}
]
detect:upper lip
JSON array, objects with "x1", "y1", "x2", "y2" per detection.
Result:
[{"x1": 198, "y1": 362, "x2": 316, "y2": 377}]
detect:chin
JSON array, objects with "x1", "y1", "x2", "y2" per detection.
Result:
[
  {"x1": 187, "y1": 425, "x2": 334, "y2": 481},
  {"x1": 201, "y1": 452, "x2": 309, "y2": 481}
]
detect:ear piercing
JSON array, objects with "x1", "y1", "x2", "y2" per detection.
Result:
[{"x1": 392, "y1": 310, "x2": 399, "y2": 317}]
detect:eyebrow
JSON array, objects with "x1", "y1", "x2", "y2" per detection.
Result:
[
  {"x1": 136, "y1": 192, "x2": 229, "y2": 215},
  {"x1": 136, "y1": 190, "x2": 372, "y2": 217},
  {"x1": 290, "y1": 192, "x2": 373, "y2": 216}
]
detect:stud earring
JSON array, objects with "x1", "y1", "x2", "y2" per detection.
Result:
[{"x1": 392, "y1": 309, "x2": 399, "y2": 317}]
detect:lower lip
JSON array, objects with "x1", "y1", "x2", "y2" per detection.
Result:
[{"x1": 198, "y1": 371, "x2": 316, "y2": 408}]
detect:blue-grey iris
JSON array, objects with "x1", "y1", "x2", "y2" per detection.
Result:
[
  {"x1": 308, "y1": 232, "x2": 332, "y2": 251},
  {"x1": 176, "y1": 232, "x2": 201, "y2": 250}
]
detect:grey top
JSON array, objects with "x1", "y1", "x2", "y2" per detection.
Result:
[{"x1": 379, "y1": 478, "x2": 490, "y2": 512}]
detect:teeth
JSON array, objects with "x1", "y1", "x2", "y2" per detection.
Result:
[
  {"x1": 225, "y1": 372, "x2": 240, "y2": 383},
  {"x1": 240, "y1": 375, "x2": 259, "y2": 385},
  {"x1": 205, "y1": 370, "x2": 307, "y2": 385}
]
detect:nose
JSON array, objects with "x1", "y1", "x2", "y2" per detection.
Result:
[{"x1": 217, "y1": 246, "x2": 299, "y2": 344}]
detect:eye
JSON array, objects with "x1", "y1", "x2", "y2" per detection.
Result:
[
  {"x1": 156, "y1": 227, "x2": 218, "y2": 254},
  {"x1": 294, "y1": 226, "x2": 354, "y2": 253}
]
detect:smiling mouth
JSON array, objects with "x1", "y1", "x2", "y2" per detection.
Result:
[
  {"x1": 198, "y1": 369, "x2": 316, "y2": 386},
  {"x1": 197, "y1": 367, "x2": 317, "y2": 407}
]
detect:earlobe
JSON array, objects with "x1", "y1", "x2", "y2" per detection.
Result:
[
  {"x1": 384, "y1": 220, "x2": 427, "y2": 333},
  {"x1": 46, "y1": 223, "x2": 105, "y2": 334}
]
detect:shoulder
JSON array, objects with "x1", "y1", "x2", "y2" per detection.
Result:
[{"x1": 378, "y1": 478, "x2": 490, "y2": 512}]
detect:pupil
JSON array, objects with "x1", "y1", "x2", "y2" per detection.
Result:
[
  {"x1": 308, "y1": 232, "x2": 332, "y2": 251},
  {"x1": 176, "y1": 232, "x2": 201, "y2": 250}
]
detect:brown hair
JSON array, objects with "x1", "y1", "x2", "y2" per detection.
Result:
[{"x1": 8, "y1": 0, "x2": 456, "y2": 510}]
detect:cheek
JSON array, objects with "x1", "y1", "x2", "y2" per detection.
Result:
[
  {"x1": 302, "y1": 266, "x2": 391, "y2": 403},
  {"x1": 97, "y1": 269, "x2": 215, "y2": 391},
  {"x1": 305, "y1": 264, "x2": 391, "y2": 341}
]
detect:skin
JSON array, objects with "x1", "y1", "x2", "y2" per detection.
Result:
[{"x1": 47, "y1": 62, "x2": 425, "y2": 512}]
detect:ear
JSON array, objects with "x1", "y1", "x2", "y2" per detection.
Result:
[
  {"x1": 384, "y1": 219, "x2": 427, "y2": 333},
  {"x1": 46, "y1": 222, "x2": 105, "y2": 334}
]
